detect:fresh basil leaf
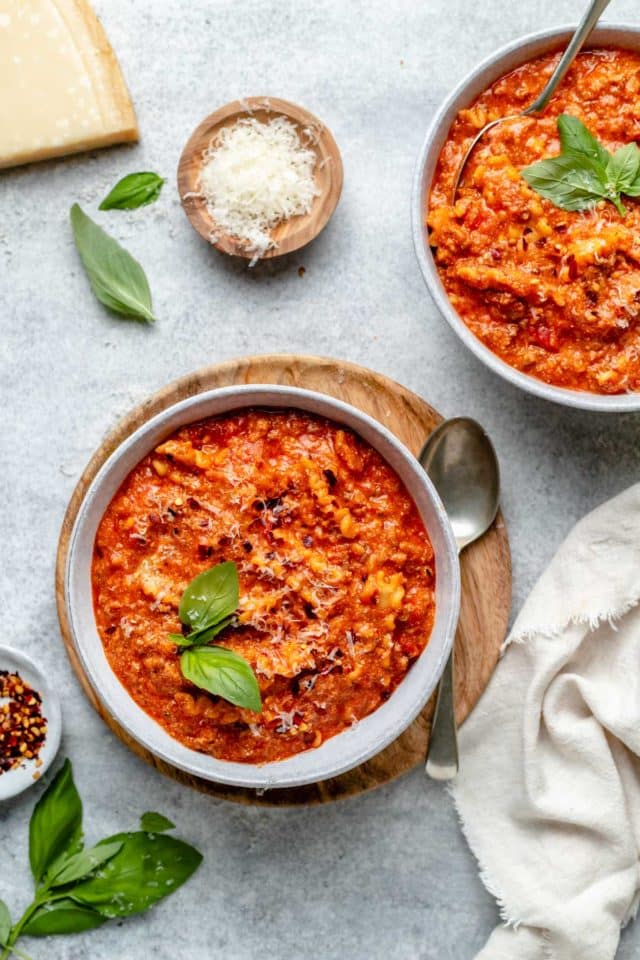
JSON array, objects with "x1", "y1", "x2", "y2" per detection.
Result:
[
  {"x1": 70, "y1": 204, "x2": 156, "y2": 323},
  {"x1": 48, "y1": 841, "x2": 123, "y2": 887},
  {"x1": 180, "y1": 645, "x2": 262, "y2": 712},
  {"x1": 179, "y1": 561, "x2": 239, "y2": 631},
  {"x1": 557, "y1": 113, "x2": 610, "y2": 168},
  {"x1": 42, "y1": 834, "x2": 85, "y2": 888},
  {"x1": 99, "y1": 172, "x2": 165, "y2": 211},
  {"x1": 173, "y1": 616, "x2": 235, "y2": 648},
  {"x1": 622, "y1": 174, "x2": 640, "y2": 197},
  {"x1": 29, "y1": 760, "x2": 83, "y2": 886},
  {"x1": 521, "y1": 154, "x2": 606, "y2": 211},
  {"x1": 521, "y1": 114, "x2": 640, "y2": 216},
  {"x1": 139, "y1": 812, "x2": 175, "y2": 833},
  {"x1": 0, "y1": 900, "x2": 11, "y2": 945},
  {"x1": 70, "y1": 832, "x2": 202, "y2": 918},
  {"x1": 606, "y1": 142, "x2": 640, "y2": 191},
  {"x1": 22, "y1": 899, "x2": 106, "y2": 937}
]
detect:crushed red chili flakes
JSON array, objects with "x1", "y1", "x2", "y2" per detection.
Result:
[{"x1": 0, "y1": 670, "x2": 47, "y2": 775}]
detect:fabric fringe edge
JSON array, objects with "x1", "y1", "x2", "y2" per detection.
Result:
[
  {"x1": 457, "y1": 592, "x2": 640, "y2": 958},
  {"x1": 502, "y1": 593, "x2": 640, "y2": 654},
  {"x1": 449, "y1": 778, "x2": 561, "y2": 958}
]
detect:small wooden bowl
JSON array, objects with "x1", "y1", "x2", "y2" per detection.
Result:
[{"x1": 177, "y1": 96, "x2": 344, "y2": 259}]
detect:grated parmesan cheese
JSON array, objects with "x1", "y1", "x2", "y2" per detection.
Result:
[
  {"x1": 345, "y1": 630, "x2": 356, "y2": 659},
  {"x1": 198, "y1": 116, "x2": 320, "y2": 259},
  {"x1": 275, "y1": 709, "x2": 298, "y2": 734}
]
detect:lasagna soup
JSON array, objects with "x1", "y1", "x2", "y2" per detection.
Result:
[
  {"x1": 91, "y1": 410, "x2": 436, "y2": 763},
  {"x1": 429, "y1": 48, "x2": 640, "y2": 394}
]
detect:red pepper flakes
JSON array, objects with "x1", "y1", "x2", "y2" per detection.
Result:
[{"x1": 0, "y1": 670, "x2": 47, "y2": 775}]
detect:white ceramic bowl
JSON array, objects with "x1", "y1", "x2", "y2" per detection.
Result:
[
  {"x1": 65, "y1": 385, "x2": 460, "y2": 789},
  {"x1": 0, "y1": 645, "x2": 61, "y2": 801},
  {"x1": 412, "y1": 24, "x2": 640, "y2": 413}
]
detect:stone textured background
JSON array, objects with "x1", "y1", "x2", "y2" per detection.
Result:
[{"x1": 1, "y1": 0, "x2": 639, "y2": 957}]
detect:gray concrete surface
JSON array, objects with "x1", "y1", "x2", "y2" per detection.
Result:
[{"x1": 1, "y1": 0, "x2": 639, "y2": 956}]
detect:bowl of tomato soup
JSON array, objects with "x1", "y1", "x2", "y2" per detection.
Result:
[
  {"x1": 413, "y1": 26, "x2": 640, "y2": 411},
  {"x1": 65, "y1": 385, "x2": 459, "y2": 789}
]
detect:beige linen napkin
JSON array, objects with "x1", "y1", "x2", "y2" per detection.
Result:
[{"x1": 452, "y1": 484, "x2": 640, "y2": 960}]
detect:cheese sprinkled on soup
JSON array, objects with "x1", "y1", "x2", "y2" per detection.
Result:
[{"x1": 91, "y1": 410, "x2": 436, "y2": 763}]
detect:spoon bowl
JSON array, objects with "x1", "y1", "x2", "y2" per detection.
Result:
[
  {"x1": 419, "y1": 418, "x2": 500, "y2": 551},
  {"x1": 177, "y1": 96, "x2": 343, "y2": 260}
]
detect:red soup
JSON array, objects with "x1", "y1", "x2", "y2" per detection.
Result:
[
  {"x1": 429, "y1": 48, "x2": 640, "y2": 394},
  {"x1": 91, "y1": 409, "x2": 437, "y2": 763}
]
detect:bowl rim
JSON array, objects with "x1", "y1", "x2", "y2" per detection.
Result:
[
  {"x1": 65, "y1": 384, "x2": 460, "y2": 789},
  {"x1": 411, "y1": 23, "x2": 640, "y2": 413},
  {"x1": 0, "y1": 644, "x2": 62, "y2": 801}
]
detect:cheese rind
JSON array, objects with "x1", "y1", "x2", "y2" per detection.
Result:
[{"x1": 0, "y1": 0, "x2": 138, "y2": 170}]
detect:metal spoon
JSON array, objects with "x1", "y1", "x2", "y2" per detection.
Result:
[
  {"x1": 452, "y1": 0, "x2": 612, "y2": 200},
  {"x1": 419, "y1": 418, "x2": 500, "y2": 780}
]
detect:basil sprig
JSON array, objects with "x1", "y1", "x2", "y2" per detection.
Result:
[
  {"x1": 0, "y1": 760, "x2": 201, "y2": 958},
  {"x1": 521, "y1": 114, "x2": 640, "y2": 216},
  {"x1": 170, "y1": 561, "x2": 262, "y2": 713},
  {"x1": 99, "y1": 172, "x2": 165, "y2": 211},
  {"x1": 70, "y1": 204, "x2": 156, "y2": 323}
]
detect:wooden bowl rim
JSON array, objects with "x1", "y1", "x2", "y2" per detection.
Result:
[{"x1": 177, "y1": 96, "x2": 344, "y2": 259}]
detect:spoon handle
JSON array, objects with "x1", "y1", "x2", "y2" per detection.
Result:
[
  {"x1": 524, "y1": 0, "x2": 612, "y2": 115},
  {"x1": 425, "y1": 649, "x2": 459, "y2": 780}
]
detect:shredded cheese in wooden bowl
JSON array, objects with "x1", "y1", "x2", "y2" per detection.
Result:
[
  {"x1": 199, "y1": 116, "x2": 320, "y2": 259},
  {"x1": 177, "y1": 97, "x2": 344, "y2": 261}
]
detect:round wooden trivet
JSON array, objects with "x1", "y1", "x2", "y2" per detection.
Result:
[{"x1": 55, "y1": 355, "x2": 511, "y2": 806}]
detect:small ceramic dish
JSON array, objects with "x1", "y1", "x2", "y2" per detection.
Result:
[
  {"x1": 177, "y1": 96, "x2": 343, "y2": 259},
  {"x1": 412, "y1": 24, "x2": 640, "y2": 413},
  {"x1": 65, "y1": 384, "x2": 460, "y2": 790},
  {"x1": 0, "y1": 645, "x2": 61, "y2": 801}
]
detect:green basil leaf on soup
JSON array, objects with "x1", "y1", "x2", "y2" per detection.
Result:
[
  {"x1": 557, "y1": 113, "x2": 610, "y2": 168},
  {"x1": 99, "y1": 172, "x2": 165, "y2": 211},
  {"x1": 622, "y1": 174, "x2": 640, "y2": 197},
  {"x1": 70, "y1": 204, "x2": 156, "y2": 323},
  {"x1": 606, "y1": 142, "x2": 640, "y2": 192},
  {"x1": 180, "y1": 645, "x2": 262, "y2": 713},
  {"x1": 178, "y1": 561, "x2": 239, "y2": 631},
  {"x1": 175, "y1": 616, "x2": 235, "y2": 649},
  {"x1": 29, "y1": 760, "x2": 83, "y2": 886},
  {"x1": 521, "y1": 154, "x2": 606, "y2": 211},
  {"x1": 168, "y1": 632, "x2": 188, "y2": 644},
  {"x1": 520, "y1": 114, "x2": 640, "y2": 217},
  {"x1": 170, "y1": 619, "x2": 233, "y2": 649}
]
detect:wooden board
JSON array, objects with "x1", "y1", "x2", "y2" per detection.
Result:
[{"x1": 55, "y1": 355, "x2": 511, "y2": 805}]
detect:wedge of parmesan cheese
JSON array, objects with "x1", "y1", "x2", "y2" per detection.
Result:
[{"x1": 0, "y1": 0, "x2": 138, "y2": 170}]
